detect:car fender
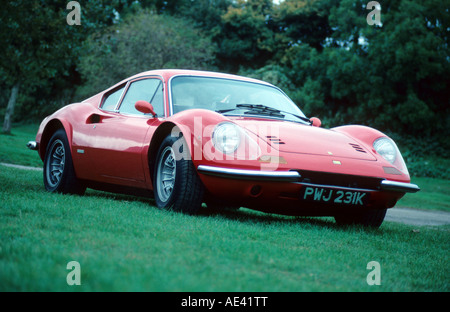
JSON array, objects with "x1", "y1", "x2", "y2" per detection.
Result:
[
  {"x1": 37, "y1": 102, "x2": 102, "y2": 159},
  {"x1": 332, "y1": 124, "x2": 411, "y2": 180},
  {"x1": 331, "y1": 124, "x2": 387, "y2": 154},
  {"x1": 37, "y1": 116, "x2": 74, "y2": 161},
  {"x1": 148, "y1": 109, "x2": 229, "y2": 172}
]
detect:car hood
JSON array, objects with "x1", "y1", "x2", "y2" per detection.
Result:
[{"x1": 231, "y1": 118, "x2": 377, "y2": 161}]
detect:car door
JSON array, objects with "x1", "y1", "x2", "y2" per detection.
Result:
[{"x1": 74, "y1": 77, "x2": 164, "y2": 188}]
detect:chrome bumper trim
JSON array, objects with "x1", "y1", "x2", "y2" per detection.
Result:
[
  {"x1": 27, "y1": 141, "x2": 38, "y2": 151},
  {"x1": 197, "y1": 165, "x2": 420, "y2": 193},
  {"x1": 380, "y1": 180, "x2": 420, "y2": 193},
  {"x1": 197, "y1": 165, "x2": 301, "y2": 182}
]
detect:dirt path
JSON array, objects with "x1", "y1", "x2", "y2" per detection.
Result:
[
  {"x1": 385, "y1": 207, "x2": 450, "y2": 226},
  {"x1": 1, "y1": 162, "x2": 43, "y2": 171}
]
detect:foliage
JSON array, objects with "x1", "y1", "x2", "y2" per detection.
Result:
[
  {"x1": 1, "y1": 0, "x2": 449, "y2": 154},
  {"x1": 75, "y1": 10, "x2": 216, "y2": 100},
  {"x1": 215, "y1": 0, "x2": 277, "y2": 71},
  {"x1": 0, "y1": 0, "x2": 137, "y2": 122},
  {"x1": 389, "y1": 132, "x2": 450, "y2": 179},
  {"x1": 280, "y1": 0, "x2": 449, "y2": 138}
]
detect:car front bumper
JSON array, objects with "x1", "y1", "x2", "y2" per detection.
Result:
[{"x1": 197, "y1": 165, "x2": 420, "y2": 193}]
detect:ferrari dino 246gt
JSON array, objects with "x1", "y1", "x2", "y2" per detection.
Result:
[{"x1": 28, "y1": 69, "x2": 419, "y2": 227}]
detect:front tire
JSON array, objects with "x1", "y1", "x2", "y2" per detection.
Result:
[
  {"x1": 153, "y1": 134, "x2": 204, "y2": 214},
  {"x1": 43, "y1": 129, "x2": 85, "y2": 195}
]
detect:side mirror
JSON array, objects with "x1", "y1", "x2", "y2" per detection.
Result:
[
  {"x1": 310, "y1": 117, "x2": 321, "y2": 127},
  {"x1": 135, "y1": 100, "x2": 157, "y2": 117}
]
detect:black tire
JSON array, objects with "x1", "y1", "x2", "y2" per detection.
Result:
[
  {"x1": 153, "y1": 134, "x2": 204, "y2": 214},
  {"x1": 43, "y1": 129, "x2": 85, "y2": 195},
  {"x1": 334, "y1": 208, "x2": 387, "y2": 228}
]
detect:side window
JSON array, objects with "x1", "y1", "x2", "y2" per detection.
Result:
[
  {"x1": 101, "y1": 86, "x2": 125, "y2": 111},
  {"x1": 118, "y1": 78, "x2": 164, "y2": 116}
]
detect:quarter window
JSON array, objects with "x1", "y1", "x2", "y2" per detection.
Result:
[
  {"x1": 119, "y1": 78, "x2": 164, "y2": 116},
  {"x1": 101, "y1": 86, "x2": 125, "y2": 111}
]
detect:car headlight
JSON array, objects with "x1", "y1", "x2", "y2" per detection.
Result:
[
  {"x1": 373, "y1": 137, "x2": 397, "y2": 164},
  {"x1": 373, "y1": 136, "x2": 409, "y2": 175},
  {"x1": 212, "y1": 122, "x2": 241, "y2": 154}
]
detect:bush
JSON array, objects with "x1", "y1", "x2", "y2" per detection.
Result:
[
  {"x1": 75, "y1": 10, "x2": 217, "y2": 101},
  {"x1": 390, "y1": 132, "x2": 449, "y2": 179}
]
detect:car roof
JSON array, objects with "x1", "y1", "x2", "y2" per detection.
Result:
[
  {"x1": 128, "y1": 69, "x2": 273, "y2": 86},
  {"x1": 83, "y1": 69, "x2": 274, "y2": 104}
]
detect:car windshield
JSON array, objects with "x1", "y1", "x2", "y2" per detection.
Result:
[{"x1": 170, "y1": 76, "x2": 308, "y2": 123}]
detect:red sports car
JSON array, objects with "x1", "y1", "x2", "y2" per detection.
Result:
[{"x1": 28, "y1": 69, "x2": 419, "y2": 227}]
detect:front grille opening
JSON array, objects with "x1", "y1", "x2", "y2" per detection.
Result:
[{"x1": 295, "y1": 170, "x2": 382, "y2": 190}]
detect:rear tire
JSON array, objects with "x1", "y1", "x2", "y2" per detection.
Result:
[
  {"x1": 334, "y1": 208, "x2": 387, "y2": 228},
  {"x1": 43, "y1": 129, "x2": 85, "y2": 195},
  {"x1": 153, "y1": 134, "x2": 204, "y2": 214}
]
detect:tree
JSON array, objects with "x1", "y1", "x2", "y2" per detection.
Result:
[
  {"x1": 273, "y1": 0, "x2": 336, "y2": 51},
  {"x1": 215, "y1": 0, "x2": 277, "y2": 72},
  {"x1": 2, "y1": 83, "x2": 20, "y2": 133},
  {"x1": 0, "y1": 0, "x2": 135, "y2": 132},
  {"x1": 75, "y1": 10, "x2": 217, "y2": 100},
  {"x1": 0, "y1": 1, "x2": 60, "y2": 133},
  {"x1": 280, "y1": 0, "x2": 449, "y2": 148}
]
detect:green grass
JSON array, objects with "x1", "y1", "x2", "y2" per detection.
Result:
[
  {"x1": 397, "y1": 177, "x2": 450, "y2": 212},
  {"x1": 0, "y1": 123, "x2": 42, "y2": 167},
  {"x1": 0, "y1": 166, "x2": 449, "y2": 291},
  {"x1": 1, "y1": 123, "x2": 449, "y2": 291}
]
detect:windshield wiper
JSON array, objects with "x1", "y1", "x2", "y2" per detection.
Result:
[
  {"x1": 241, "y1": 104, "x2": 285, "y2": 118},
  {"x1": 216, "y1": 104, "x2": 312, "y2": 125}
]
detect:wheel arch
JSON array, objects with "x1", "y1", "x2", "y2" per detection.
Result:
[
  {"x1": 147, "y1": 121, "x2": 185, "y2": 185},
  {"x1": 146, "y1": 109, "x2": 228, "y2": 186},
  {"x1": 39, "y1": 118, "x2": 73, "y2": 161},
  {"x1": 149, "y1": 122, "x2": 205, "y2": 213}
]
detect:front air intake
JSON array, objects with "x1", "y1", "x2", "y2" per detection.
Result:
[
  {"x1": 266, "y1": 136, "x2": 285, "y2": 145},
  {"x1": 349, "y1": 143, "x2": 367, "y2": 153}
]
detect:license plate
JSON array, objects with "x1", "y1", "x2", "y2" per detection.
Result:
[{"x1": 301, "y1": 186, "x2": 369, "y2": 206}]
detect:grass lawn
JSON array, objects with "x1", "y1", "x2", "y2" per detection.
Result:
[
  {"x1": 0, "y1": 123, "x2": 449, "y2": 292},
  {"x1": 397, "y1": 177, "x2": 450, "y2": 212},
  {"x1": 0, "y1": 123, "x2": 42, "y2": 168},
  {"x1": 0, "y1": 166, "x2": 449, "y2": 291}
]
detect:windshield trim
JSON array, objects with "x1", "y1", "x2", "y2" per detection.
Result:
[{"x1": 167, "y1": 74, "x2": 301, "y2": 118}]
